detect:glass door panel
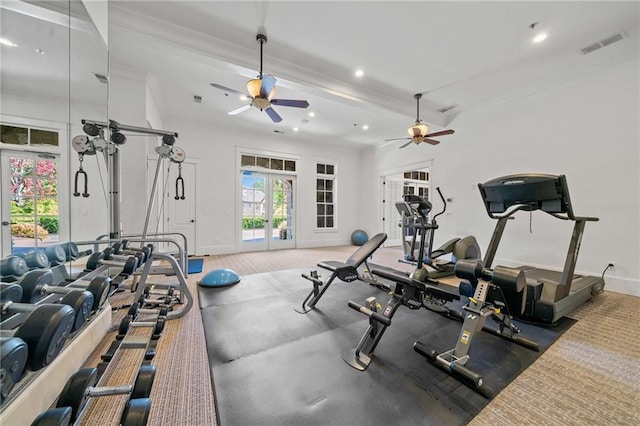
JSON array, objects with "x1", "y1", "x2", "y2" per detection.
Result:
[
  {"x1": 241, "y1": 173, "x2": 268, "y2": 250},
  {"x1": 240, "y1": 172, "x2": 295, "y2": 251},
  {"x1": 2, "y1": 153, "x2": 60, "y2": 255},
  {"x1": 270, "y1": 176, "x2": 295, "y2": 249}
]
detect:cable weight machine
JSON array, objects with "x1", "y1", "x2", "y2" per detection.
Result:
[{"x1": 71, "y1": 119, "x2": 193, "y2": 320}]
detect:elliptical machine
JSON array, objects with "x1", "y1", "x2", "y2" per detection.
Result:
[{"x1": 397, "y1": 187, "x2": 482, "y2": 280}]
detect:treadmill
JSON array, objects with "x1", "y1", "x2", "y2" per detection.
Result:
[{"x1": 478, "y1": 173, "x2": 604, "y2": 324}]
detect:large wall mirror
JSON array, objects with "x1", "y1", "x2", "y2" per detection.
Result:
[{"x1": 0, "y1": 0, "x2": 108, "y2": 260}]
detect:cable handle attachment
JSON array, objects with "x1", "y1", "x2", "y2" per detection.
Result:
[
  {"x1": 73, "y1": 154, "x2": 90, "y2": 197},
  {"x1": 175, "y1": 163, "x2": 185, "y2": 200}
]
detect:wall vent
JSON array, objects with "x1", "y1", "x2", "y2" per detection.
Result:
[
  {"x1": 436, "y1": 104, "x2": 459, "y2": 114},
  {"x1": 193, "y1": 95, "x2": 202, "y2": 103},
  {"x1": 581, "y1": 31, "x2": 627, "y2": 54}
]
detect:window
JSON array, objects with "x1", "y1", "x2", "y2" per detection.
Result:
[
  {"x1": 402, "y1": 169, "x2": 429, "y2": 200},
  {"x1": 1, "y1": 125, "x2": 59, "y2": 147},
  {"x1": 241, "y1": 154, "x2": 296, "y2": 172},
  {"x1": 316, "y1": 162, "x2": 335, "y2": 229}
]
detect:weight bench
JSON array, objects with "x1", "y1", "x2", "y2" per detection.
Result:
[
  {"x1": 295, "y1": 233, "x2": 388, "y2": 314},
  {"x1": 341, "y1": 266, "x2": 460, "y2": 370}
]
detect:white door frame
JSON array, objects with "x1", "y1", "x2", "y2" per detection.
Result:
[
  {"x1": 146, "y1": 154, "x2": 199, "y2": 256},
  {"x1": 1, "y1": 115, "x2": 68, "y2": 257},
  {"x1": 238, "y1": 171, "x2": 296, "y2": 252}
]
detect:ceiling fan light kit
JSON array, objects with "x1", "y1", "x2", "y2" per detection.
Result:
[
  {"x1": 384, "y1": 93, "x2": 456, "y2": 148},
  {"x1": 210, "y1": 33, "x2": 309, "y2": 123}
]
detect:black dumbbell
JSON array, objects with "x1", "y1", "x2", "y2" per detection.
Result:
[
  {"x1": 117, "y1": 314, "x2": 166, "y2": 339},
  {"x1": 0, "y1": 336, "x2": 28, "y2": 403},
  {"x1": 15, "y1": 271, "x2": 93, "y2": 331},
  {"x1": 103, "y1": 247, "x2": 146, "y2": 270},
  {"x1": 1, "y1": 256, "x2": 28, "y2": 281},
  {"x1": 44, "y1": 245, "x2": 67, "y2": 266},
  {"x1": 17, "y1": 250, "x2": 50, "y2": 270},
  {"x1": 51, "y1": 367, "x2": 152, "y2": 424},
  {"x1": 20, "y1": 269, "x2": 110, "y2": 312},
  {"x1": 85, "y1": 251, "x2": 138, "y2": 276},
  {"x1": 116, "y1": 242, "x2": 154, "y2": 262},
  {"x1": 0, "y1": 283, "x2": 75, "y2": 370}
]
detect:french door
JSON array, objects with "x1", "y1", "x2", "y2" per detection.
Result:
[
  {"x1": 1, "y1": 151, "x2": 61, "y2": 256},
  {"x1": 382, "y1": 175, "x2": 404, "y2": 247},
  {"x1": 240, "y1": 171, "x2": 295, "y2": 251}
]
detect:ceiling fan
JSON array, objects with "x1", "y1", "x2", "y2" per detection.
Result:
[
  {"x1": 210, "y1": 34, "x2": 309, "y2": 123},
  {"x1": 385, "y1": 93, "x2": 455, "y2": 148}
]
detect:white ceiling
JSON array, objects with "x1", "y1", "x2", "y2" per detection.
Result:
[{"x1": 2, "y1": 1, "x2": 639, "y2": 148}]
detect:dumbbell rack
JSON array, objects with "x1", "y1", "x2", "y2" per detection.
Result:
[
  {"x1": 0, "y1": 263, "x2": 119, "y2": 424},
  {"x1": 79, "y1": 312, "x2": 159, "y2": 425},
  {"x1": 0, "y1": 302, "x2": 111, "y2": 425},
  {"x1": 31, "y1": 304, "x2": 166, "y2": 425}
]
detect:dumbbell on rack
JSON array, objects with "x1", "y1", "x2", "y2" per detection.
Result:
[
  {"x1": 1, "y1": 335, "x2": 28, "y2": 403},
  {"x1": 85, "y1": 247, "x2": 141, "y2": 282},
  {"x1": 12, "y1": 271, "x2": 98, "y2": 331},
  {"x1": 1, "y1": 255, "x2": 28, "y2": 282},
  {"x1": 0, "y1": 283, "x2": 75, "y2": 372},
  {"x1": 112, "y1": 241, "x2": 153, "y2": 263},
  {"x1": 17, "y1": 250, "x2": 50, "y2": 270},
  {"x1": 31, "y1": 367, "x2": 153, "y2": 426}
]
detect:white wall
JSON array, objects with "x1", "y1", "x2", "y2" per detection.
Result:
[
  {"x1": 361, "y1": 59, "x2": 640, "y2": 296},
  {"x1": 108, "y1": 70, "x2": 148, "y2": 237},
  {"x1": 164, "y1": 116, "x2": 363, "y2": 255}
]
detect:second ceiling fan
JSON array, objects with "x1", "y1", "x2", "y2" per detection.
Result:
[
  {"x1": 211, "y1": 34, "x2": 309, "y2": 123},
  {"x1": 385, "y1": 93, "x2": 455, "y2": 148}
]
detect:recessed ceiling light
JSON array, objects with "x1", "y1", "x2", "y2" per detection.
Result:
[
  {"x1": 292, "y1": 127, "x2": 299, "y2": 132},
  {"x1": 35, "y1": 48, "x2": 45, "y2": 55},
  {"x1": 362, "y1": 125, "x2": 369, "y2": 130},
  {"x1": 533, "y1": 32, "x2": 548, "y2": 43},
  {"x1": 354, "y1": 69, "x2": 364, "y2": 78},
  {"x1": 308, "y1": 111, "x2": 315, "y2": 117},
  {"x1": 240, "y1": 95, "x2": 248, "y2": 101},
  {"x1": 0, "y1": 38, "x2": 18, "y2": 47}
]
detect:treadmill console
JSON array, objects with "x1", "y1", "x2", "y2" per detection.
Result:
[{"x1": 478, "y1": 173, "x2": 575, "y2": 219}]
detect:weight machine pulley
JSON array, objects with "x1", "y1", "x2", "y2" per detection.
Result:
[{"x1": 72, "y1": 119, "x2": 182, "y2": 240}]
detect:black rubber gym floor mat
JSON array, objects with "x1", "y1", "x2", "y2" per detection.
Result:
[{"x1": 200, "y1": 268, "x2": 575, "y2": 426}]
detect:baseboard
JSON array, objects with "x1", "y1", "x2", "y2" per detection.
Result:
[
  {"x1": 296, "y1": 238, "x2": 351, "y2": 249},
  {"x1": 600, "y1": 275, "x2": 640, "y2": 297},
  {"x1": 198, "y1": 245, "x2": 238, "y2": 255},
  {"x1": 493, "y1": 257, "x2": 639, "y2": 297}
]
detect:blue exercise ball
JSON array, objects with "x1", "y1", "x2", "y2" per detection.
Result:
[
  {"x1": 199, "y1": 269, "x2": 241, "y2": 287},
  {"x1": 351, "y1": 230, "x2": 369, "y2": 246}
]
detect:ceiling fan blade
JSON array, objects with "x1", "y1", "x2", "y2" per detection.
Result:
[
  {"x1": 424, "y1": 138, "x2": 441, "y2": 145},
  {"x1": 260, "y1": 74, "x2": 277, "y2": 98},
  {"x1": 264, "y1": 107, "x2": 282, "y2": 123},
  {"x1": 271, "y1": 99, "x2": 309, "y2": 108},
  {"x1": 425, "y1": 129, "x2": 455, "y2": 138},
  {"x1": 384, "y1": 137, "x2": 411, "y2": 142},
  {"x1": 398, "y1": 141, "x2": 413, "y2": 149},
  {"x1": 210, "y1": 83, "x2": 245, "y2": 96},
  {"x1": 227, "y1": 104, "x2": 252, "y2": 115}
]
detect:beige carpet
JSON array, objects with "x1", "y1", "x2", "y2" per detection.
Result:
[{"x1": 81, "y1": 245, "x2": 639, "y2": 425}]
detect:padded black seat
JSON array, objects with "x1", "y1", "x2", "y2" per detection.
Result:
[
  {"x1": 370, "y1": 267, "x2": 460, "y2": 303},
  {"x1": 296, "y1": 233, "x2": 388, "y2": 313}
]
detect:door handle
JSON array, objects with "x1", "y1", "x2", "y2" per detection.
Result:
[{"x1": 1, "y1": 221, "x2": 11, "y2": 226}]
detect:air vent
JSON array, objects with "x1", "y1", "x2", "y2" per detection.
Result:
[
  {"x1": 436, "y1": 104, "x2": 459, "y2": 114},
  {"x1": 193, "y1": 95, "x2": 202, "y2": 103},
  {"x1": 273, "y1": 130, "x2": 284, "y2": 134},
  {"x1": 93, "y1": 73, "x2": 108, "y2": 84},
  {"x1": 581, "y1": 31, "x2": 627, "y2": 54}
]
